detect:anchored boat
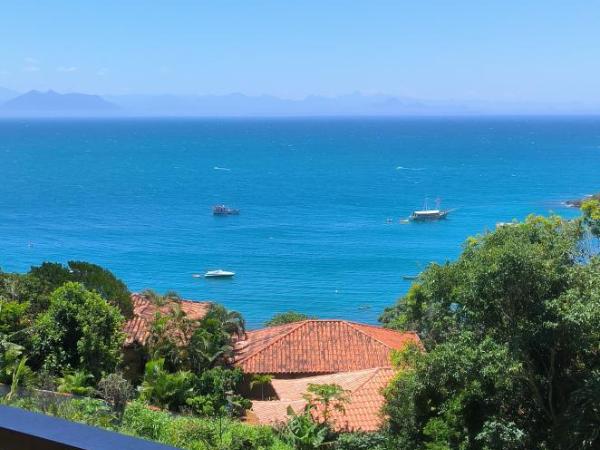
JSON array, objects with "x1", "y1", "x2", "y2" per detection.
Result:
[
  {"x1": 410, "y1": 199, "x2": 450, "y2": 221},
  {"x1": 204, "y1": 269, "x2": 235, "y2": 278},
  {"x1": 213, "y1": 205, "x2": 239, "y2": 216}
]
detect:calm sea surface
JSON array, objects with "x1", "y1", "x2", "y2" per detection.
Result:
[{"x1": 1, "y1": 118, "x2": 598, "y2": 327}]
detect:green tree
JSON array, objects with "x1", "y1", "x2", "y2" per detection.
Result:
[
  {"x1": 187, "y1": 367, "x2": 251, "y2": 418},
  {"x1": 188, "y1": 322, "x2": 233, "y2": 371},
  {"x1": 140, "y1": 289, "x2": 181, "y2": 307},
  {"x1": 187, "y1": 305, "x2": 245, "y2": 372},
  {"x1": 29, "y1": 261, "x2": 133, "y2": 318},
  {"x1": 265, "y1": 311, "x2": 314, "y2": 327},
  {"x1": 0, "y1": 272, "x2": 48, "y2": 317},
  {"x1": 382, "y1": 216, "x2": 600, "y2": 449},
  {"x1": 0, "y1": 299, "x2": 29, "y2": 335},
  {"x1": 581, "y1": 198, "x2": 600, "y2": 237},
  {"x1": 146, "y1": 303, "x2": 195, "y2": 371},
  {"x1": 205, "y1": 304, "x2": 246, "y2": 339},
  {"x1": 32, "y1": 282, "x2": 124, "y2": 378},
  {"x1": 304, "y1": 383, "x2": 349, "y2": 426}
]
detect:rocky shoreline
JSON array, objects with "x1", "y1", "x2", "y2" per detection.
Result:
[{"x1": 565, "y1": 192, "x2": 600, "y2": 208}]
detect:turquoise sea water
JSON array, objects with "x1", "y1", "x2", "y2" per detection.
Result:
[{"x1": 1, "y1": 118, "x2": 598, "y2": 327}]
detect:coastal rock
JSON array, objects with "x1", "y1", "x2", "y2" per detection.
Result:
[{"x1": 565, "y1": 192, "x2": 600, "y2": 208}]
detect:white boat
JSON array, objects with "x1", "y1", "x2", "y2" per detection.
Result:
[
  {"x1": 204, "y1": 269, "x2": 235, "y2": 278},
  {"x1": 410, "y1": 209, "x2": 449, "y2": 221},
  {"x1": 409, "y1": 198, "x2": 450, "y2": 221}
]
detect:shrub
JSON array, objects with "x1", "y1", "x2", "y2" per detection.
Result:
[
  {"x1": 190, "y1": 367, "x2": 251, "y2": 418},
  {"x1": 97, "y1": 372, "x2": 134, "y2": 415},
  {"x1": 122, "y1": 400, "x2": 290, "y2": 450},
  {"x1": 139, "y1": 359, "x2": 194, "y2": 411},
  {"x1": 335, "y1": 432, "x2": 389, "y2": 450},
  {"x1": 54, "y1": 397, "x2": 116, "y2": 429},
  {"x1": 280, "y1": 408, "x2": 333, "y2": 450},
  {"x1": 58, "y1": 370, "x2": 95, "y2": 396}
]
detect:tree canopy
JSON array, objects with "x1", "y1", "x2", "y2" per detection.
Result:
[
  {"x1": 381, "y1": 216, "x2": 600, "y2": 449},
  {"x1": 30, "y1": 261, "x2": 133, "y2": 317},
  {"x1": 32, "y1": 282, "x2": 125, "y2": 378},
  {"x1": 265, "y1": 311, "x2": 315, "y2": 327}
]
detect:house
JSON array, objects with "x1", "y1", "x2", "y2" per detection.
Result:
[
  {"x1": 122, "y1": 293, "x2": 212, "y2": 379},
  {"x1": 234, "y1": 320, "x2": 420, "y2": 431}
]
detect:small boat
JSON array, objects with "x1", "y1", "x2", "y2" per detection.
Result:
[
  {"x1": 410, "y1": 198, "x2": 450, "y2": 221},
  {"x1": 204, "y1": 269, "x2": 235, "y2": 278},
  {"x1": 402, "y1": 275, "x2": 418, "y2": 281},
  {"x1": 213, "y1": 205, "x2": 239, "y2": 216}
]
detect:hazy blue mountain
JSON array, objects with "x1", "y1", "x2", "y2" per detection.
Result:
[
  {"x1": 106, "y1": 92, "x2": 460, "y2": 116},
  {"x1": 0, "y1": 87, "x2": 19, "y2": 103},
  {"x1": 1, "y1": 90, "x2": 118, "y2": 115},
  {"x1": 3, "y1": 90, "x2": 598, "y2": 117}
]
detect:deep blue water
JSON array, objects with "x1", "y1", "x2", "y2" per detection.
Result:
[{"x1": 1, "y1": 118, "x2": 598, "y2": 327}]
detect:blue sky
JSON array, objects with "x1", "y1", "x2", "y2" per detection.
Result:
[{"x1": 1, "y1": 1, "x2": 599, "y2": 101}]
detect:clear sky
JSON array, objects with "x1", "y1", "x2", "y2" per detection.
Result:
[{"x1": 1, "y1": 1, "x2": 599, "y2": 102}]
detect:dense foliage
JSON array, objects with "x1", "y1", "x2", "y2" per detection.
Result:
[
  {"x1": 381, "y1": 216, "x2": 600, "y2": 449},
  {"x1": 2, "y1": 395, "x2": 292, "y2": 450},
  {"x1": 265, "y1": 311, "x2": 315, "y2": 327},
  {"x1": 32, "y1": 282, "x2": 124, "y2": 378},
  {"x1": 30, "y1": 261, "x2": 133, "y2": 317},
  {"x1": 1, "y1": 211, "x2": 598, "y2": 449}
]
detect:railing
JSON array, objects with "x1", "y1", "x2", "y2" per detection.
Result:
[{"x1": 0, "y1": 405, "x2": 178, "y2": 450}]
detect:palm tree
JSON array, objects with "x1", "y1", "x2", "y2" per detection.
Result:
[
  {"x1": 141, "y1": 289, "x2": 181, "y2": 306},
  {"x1": 188, "y1": 327, "x2": 233, "y2": 371},
  {"x1": 206, "y1": 305, "x2": 246, "y2": 339},
  {"x1": 6, "y1": 356, "x2": 29, "y2": 401}
]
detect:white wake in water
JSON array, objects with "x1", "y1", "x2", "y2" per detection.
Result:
[{"x1": 396, "y1": 166, "x2": 425, "y2": 171}]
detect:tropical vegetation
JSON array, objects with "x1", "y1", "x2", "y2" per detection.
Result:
[
  {"x1": 380, "y1": 215, "x2": 600, "y2": 449},
  {"x1": 0, "y1": 207, "x2": 598, "y2": 449}
]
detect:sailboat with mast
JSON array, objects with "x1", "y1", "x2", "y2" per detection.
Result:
[{"x1": 410, "y1": 198, "x2": 450, "y2": 221}]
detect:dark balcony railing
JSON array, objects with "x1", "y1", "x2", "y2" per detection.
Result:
[{"x1": 0, "y1": 405, "x2": 178, "y2": 450}]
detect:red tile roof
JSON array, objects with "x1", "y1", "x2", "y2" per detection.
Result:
[
  {"x1": 234, "y1": 320, "x2": 420, "y2": 374},
  {"x1": 123, "y1": 293, "x2": 212, "y2": 347},
  {"x1": 249, "y1": 367, "x2": 395, "y2": 432}
]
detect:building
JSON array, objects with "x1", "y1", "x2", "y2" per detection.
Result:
[
  {"x1": 122, "y1": 293, "x2": 212, "y2": 379},
  {"x1": 234, "y1": 320, "x2": 420, "y2": 431}
]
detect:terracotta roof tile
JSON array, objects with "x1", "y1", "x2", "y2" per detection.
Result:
[
  {"x1": 123, "y1": 293, "x2": 211, "y2": 346},
  {"x1": 250, "y1": 367, "x2": 395, "y2": 432},
  {"x1": 234, "y1": 320, "x2": 419, "y2": 374}
]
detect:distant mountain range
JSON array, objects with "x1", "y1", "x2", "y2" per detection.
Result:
[
  {"x1": 0, "y1": 87, "x2": 19, "y2": 103},
  {"x1": 1, "y1": 90, "x2": 118, "y2": 115},
  {"x1": 104, "y1": 92, "x2": 465, "y2": 116},
  {"x1": 1, "y1": 88, "x2": 600, "y2": 117}
]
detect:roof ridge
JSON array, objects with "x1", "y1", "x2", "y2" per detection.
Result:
[
  {"x1": 346, "y1": 320, "x2": 418, "y2": 333},
  {"x1": 349, "y1": 367, "x2": 393, "y2": 395},
  {"x1": 236, "y1": 320, "x2": 309, "y2": 364},
  {"x1": 345, "y1": 322, "x2": 401, "y2": 351}
]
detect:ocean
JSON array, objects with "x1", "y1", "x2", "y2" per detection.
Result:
[{"x1": 1, "y1": 117, "x2": 598, "y2": 328}]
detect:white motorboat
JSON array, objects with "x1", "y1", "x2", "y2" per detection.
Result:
[{"x1": 204, "y1": 269, "x2": 235, "y2": 278}]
